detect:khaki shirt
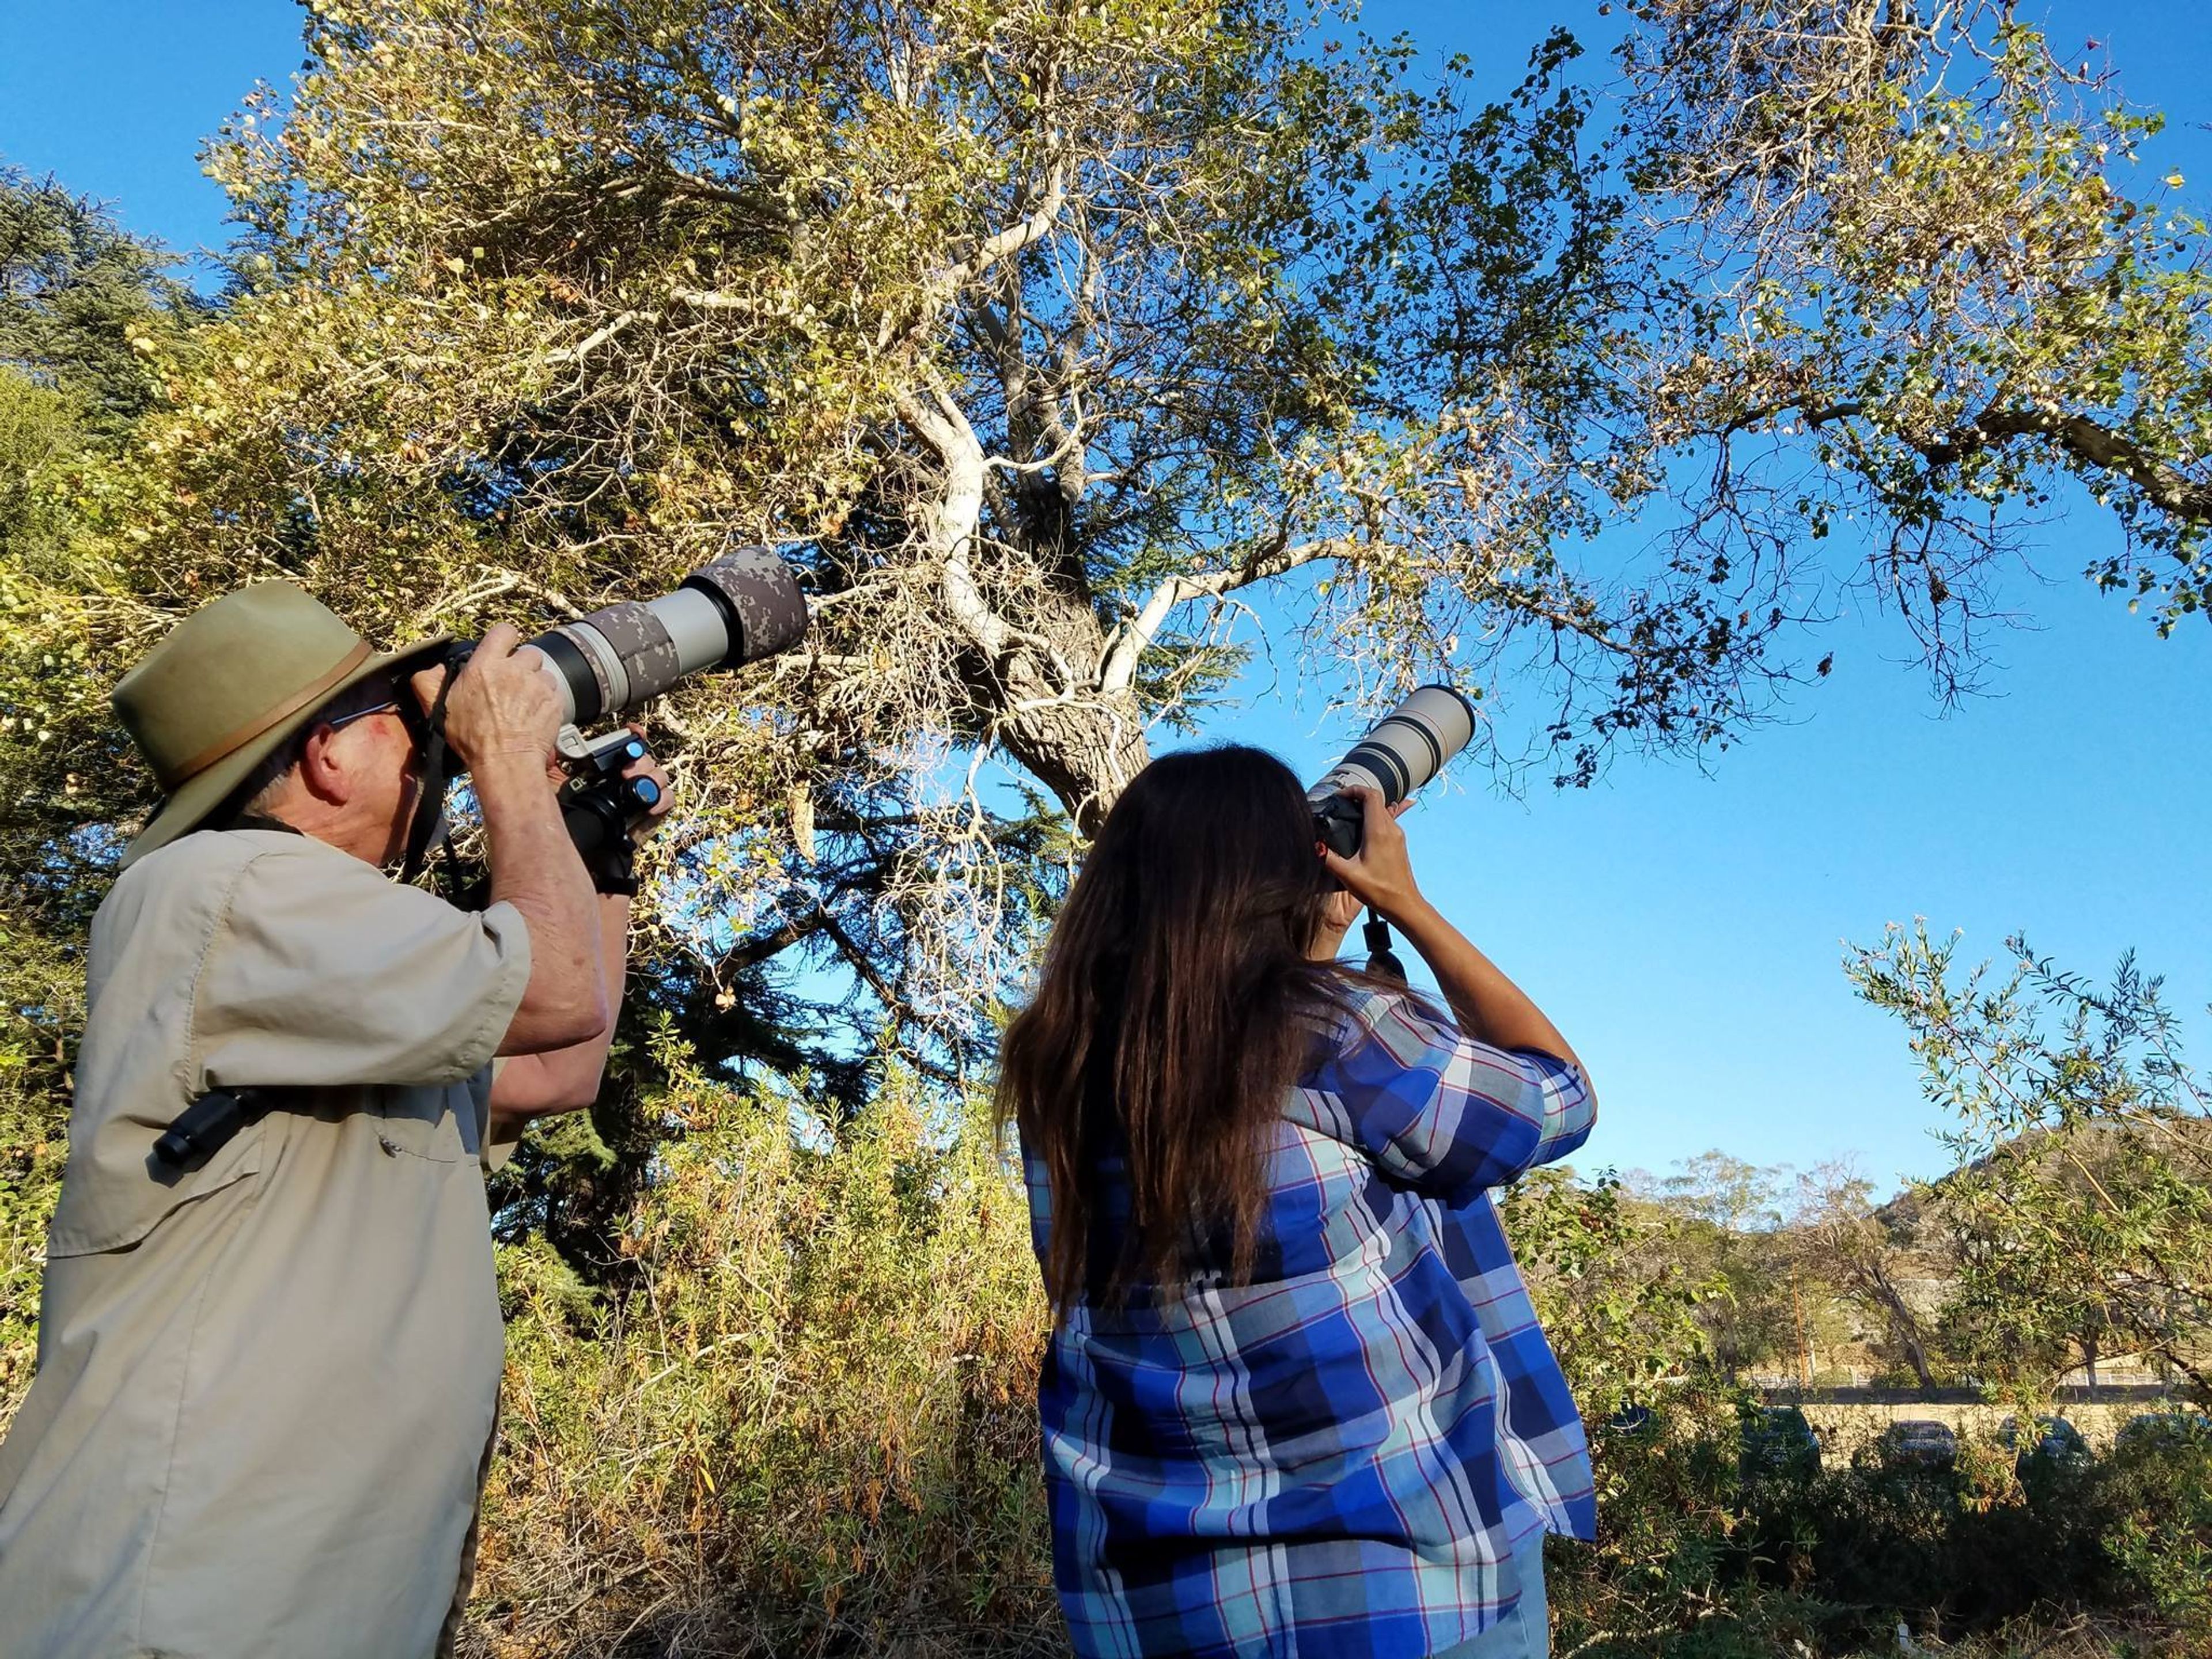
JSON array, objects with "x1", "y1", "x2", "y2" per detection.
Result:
[{"x1": 0, "y1": 829, "x2": 532, "y2": 1659}]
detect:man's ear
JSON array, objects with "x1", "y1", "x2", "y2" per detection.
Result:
[{"x1": 294, "y1": 723, "x2": 352, "y2": 806}]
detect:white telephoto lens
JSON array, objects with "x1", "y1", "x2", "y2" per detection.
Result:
[{"x1": 1308, "y1": 684, "x2": 1478, "y2": 806}]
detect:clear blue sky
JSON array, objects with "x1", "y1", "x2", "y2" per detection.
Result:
[{"x1": 3, "y1": 1, "x2": 2206, "y2": 1195}]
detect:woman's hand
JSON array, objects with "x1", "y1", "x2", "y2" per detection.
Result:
[
  {"x1": 1308, "y1": 884, "x2": 1366, "y2": 961},
  {"x1": 1317, "y1": 787, "x2": 1423, "y2": 924},
  {"x1": 1320, "y1": 887, "x2": 1365, "y2": 935},
  {"x1": 1319, "y1": 790, "x2": 1589, "y2": 1077}
]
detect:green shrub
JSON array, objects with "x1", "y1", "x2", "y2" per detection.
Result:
[
  {"x1": 1714, "y1": 1423, "x2": 2207, "y2": 1653},
  {"x1": 466, "y1": 1055, "x2": 1056, "y2": 1658},
  {"x1": 0, "y1": 923, "x2": 80, "y2": 1430},
  {"x1": 2100, "y1": 1416, "x2": 2212, "y2": 1628},
  {"x1": 12, "y1": 1030, "x2": 2206, "y2": 1658}
]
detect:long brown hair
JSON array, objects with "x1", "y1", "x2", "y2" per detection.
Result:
[{"x1": 997, "y1": 744, "x2": 1346, "y2": 1311}]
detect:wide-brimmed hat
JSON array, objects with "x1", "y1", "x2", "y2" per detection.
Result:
[{"x1": 112, "y1": 581, "x2": 450, "y2": 868}]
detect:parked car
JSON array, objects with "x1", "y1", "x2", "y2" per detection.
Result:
[
  {"x1": 1740, "y1": 1405, "x2": 1821, "y2": 1482},
  {"x1": 1998, "y1": 1414, "x2": 2090, "y2": 1468},
  {"x1": 1875, "y1": 1419, "x2": 1957, "y2": 1470},
  {"x1": 2114, "y1": 1411, "x2": 2212, "y2": 1455}
]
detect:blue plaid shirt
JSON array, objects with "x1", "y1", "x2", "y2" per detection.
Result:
[{"x1": 1024, "y1": 983, "x2": 1597, "y2": 1659}]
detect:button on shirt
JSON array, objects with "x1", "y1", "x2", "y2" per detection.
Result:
[
  {"x1": 1025, "y1": 984, "x2": 1597, "y2": 1659},
  {"x1": 0, "y1": 829, "x2": 532, "y2": 1659}
]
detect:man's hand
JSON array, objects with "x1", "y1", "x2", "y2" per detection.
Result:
[
  {"x1": 490, "y1": 732, "x2": 661, "y2": 1122},
  {"x1": 412, "y1": 626, "x2": 608, "y2": 1055},
  {"x1": 413, "y1": 624, "x2": 565, "y2": 777}
]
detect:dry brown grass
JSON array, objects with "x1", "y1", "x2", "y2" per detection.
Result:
[{"x1": 459, "y1": 1068, "x2": 1058, "y2": 1658}]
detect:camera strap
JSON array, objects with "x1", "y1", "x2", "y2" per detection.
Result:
[
  {"x1": 398, "y1": 652, "x2": 463, "y2": 888},
  {"x1": 1362, "y1": 910, "x2": 1408, "y2": 983}
]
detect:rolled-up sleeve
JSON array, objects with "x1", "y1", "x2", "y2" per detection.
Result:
[
  {"x1": 190, "y1": 844, "x2": 532, "y2": 1090},
  {"x1": 1314, "y1": 988, "x2": 1594, "y2": 1196}
]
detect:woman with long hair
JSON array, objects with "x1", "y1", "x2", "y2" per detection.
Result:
[{"x1": 998, "y1": 745, "x2": 1596, "y2": 1659}]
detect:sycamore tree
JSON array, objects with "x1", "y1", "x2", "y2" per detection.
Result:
[
  {"x1": 1622, "y1": 0, "x2": 2212, "y2": 686},
  {"x1": 7, "y1": 0, "x2": 2211, "y2": 1051},
  {"x1": 89, "y1": 0, "x2": 1671, "y2": 1051}
]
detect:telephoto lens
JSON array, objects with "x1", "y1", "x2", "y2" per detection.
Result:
[
  {"x1": 524, "y1": 544, "x2": 809, "y2": 728},
  {"x1": 1309, "y1": 685, "x2": 1478, "y2": 857},
  {"x1": 397, "y1": 549, "x2": 806, "y2": 885}
]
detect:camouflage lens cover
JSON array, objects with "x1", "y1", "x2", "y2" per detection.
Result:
[{"x1": 681, "y1": 546, "x2": 809, "y2": 665}]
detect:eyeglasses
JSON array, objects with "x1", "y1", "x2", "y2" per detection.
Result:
[
  {"x1": 322, "y1": 698, "x2": 405, "y2": 734},
  {"x1": 323, "y1": 692, "x2": 427, "y2": 745}
]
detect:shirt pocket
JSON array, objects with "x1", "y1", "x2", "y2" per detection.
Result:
[
  {"x1": 46, "y1": 1114, "x2": 265, "y2": 1257},
  {"x1": 373, "y1": 1085, "x2": 470, "y2": 1163}
]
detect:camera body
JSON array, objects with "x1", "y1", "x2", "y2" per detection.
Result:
[{"x1": 1308, "y1": 685, "x2": 1478, "y2": 855}]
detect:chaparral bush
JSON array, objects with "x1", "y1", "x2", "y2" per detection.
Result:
[{"x1": 465, "y1": 1044, "x2": 1056, "y2": 1658}]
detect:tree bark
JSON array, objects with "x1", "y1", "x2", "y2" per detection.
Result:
[
  {"x1": 952, "y1": 584, "x2": 1153, "y2": 835},
  {"x1": 899, "y1": 384, "x2": 1152, "y2": 834}
]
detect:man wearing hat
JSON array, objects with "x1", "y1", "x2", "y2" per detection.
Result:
[{"x1": 0, "y1": 583, "x2": 666, "y2": 1657}]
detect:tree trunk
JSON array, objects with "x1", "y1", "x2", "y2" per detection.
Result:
[
  {"x1": 905, "y1": 389, "x2": 1155, "y2": 834},
  {"x1": 1795, "y1": 1277, "x2": 1815, "y2": 1387},
  {"x1": 990, "y1": 584, "x2": 1151, "y2": 835},
  {"x1": 1864, "y1": 1268, "x2": 1937, "y2": 1389}
]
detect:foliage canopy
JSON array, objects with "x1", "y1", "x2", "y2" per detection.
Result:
[{"x1": 8, "y1": 0, "x2": 2212, "y2": 1046}]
